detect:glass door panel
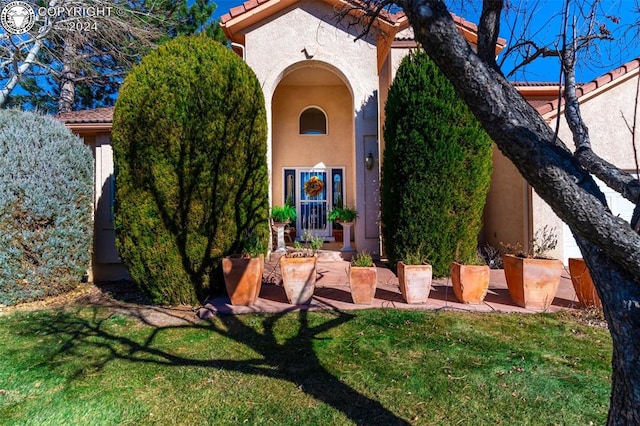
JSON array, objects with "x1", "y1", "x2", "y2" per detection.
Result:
[{"x1": 297, "y1": 169, "x2": 331, "y2": 237}]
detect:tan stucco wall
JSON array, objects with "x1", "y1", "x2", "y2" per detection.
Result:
[
  {"x1": 483, "y1": 145, "x2": 529, "y2": 250},
  {"x1": 272, "y1": 84, "x2": 355, "y2": 207},
  {"x1": 533, "y1": 70, "x2": 640, "y2": 260}
]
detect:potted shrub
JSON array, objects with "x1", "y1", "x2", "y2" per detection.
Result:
[
  {"x1": 328, "y1": 206, "x2": 358, "y2": 223},
  {"x1": 328, "y1": 206, "x2": 358, "y2": 253},
  {"x1": 272, "y1": 204, "x2": 297, "y2": 224},
  {"x1": 397, "y1": 251, "x2": 432, "y2": 304},
  {"x1": 450, "y1": 251, "x2": 490, "y2": 304},
  {"x1": 279, "y1": 231, "x2": 323, "y2": 304},
  {"x1": 222, "y1": 232, "x2": 265, "y2": 306},
  {"x1": 503, "y1": 226, "x2": 563, "y2": 309},
  {"x1": 349, "y1": 251, "x2": 377, "y2": 304},
  {"x1": 272, "y1": 205, "x2": 297, "y2": 252},
  {"x1": 568, "y1": 258, "x2": 602, "y2": 309}
]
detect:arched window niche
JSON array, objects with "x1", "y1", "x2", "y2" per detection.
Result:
[{"x1": 299, "y1": 106, "x2": 327, "y2": 135}]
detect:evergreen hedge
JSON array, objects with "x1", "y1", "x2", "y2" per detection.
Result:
[
  {"x1": 112, "y1": 36, "x2": 269, "y2": 305},
  {"x1": 0, "y1": 110, "x2": 93, "y2": 305},
  {"x1": 381, "y1": 49, "x2": 493, "y2": 276}
]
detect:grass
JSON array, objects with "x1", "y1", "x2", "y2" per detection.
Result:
[{"x1": 0, "y1": 307, "x2": 611, "y2": 425}]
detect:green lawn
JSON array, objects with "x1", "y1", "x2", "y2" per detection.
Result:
[{"x1": 0, "y1": 307, "x2": 611, "y2": 425}]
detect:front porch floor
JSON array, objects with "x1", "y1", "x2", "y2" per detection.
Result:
[{"x1": 198, "y1": 250, "x2": 583, "y2": 318}]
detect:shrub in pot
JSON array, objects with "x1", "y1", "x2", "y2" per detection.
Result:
[
  {"x1": 222, "y1": 231, "x2": 265, "y2": 306},
  {"x1": 280, "y1": 231, "x2": 322, "y2": 304},
  {"x1": 450, "y1": 251, "x2": 489, "y2": 304},
  {"x1": 328, "y1": 206, "x2": 358, "y2": 223},
  {"x1": 272, "y1": 205, "x2": 297, "y2": 224},
  {"x1": 349, "y1": 251, "x2": 377, "y2": 304},
  {"x1": 397, "y1": 251, "x2": 432, "y2": 304},
  {"x1": 503, "y1": 227, "x2": 562, "y2": 309}
]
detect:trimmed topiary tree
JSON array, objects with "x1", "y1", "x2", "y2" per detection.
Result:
[
  {"x1": 0, "y1": 110, "x2": 93, "y2": 305},
  {"x1": 381, "y1": 49, "x2": 493, "y2": 277},
  {"x1": 112, "y1": 35, "x2": 269, "y2": 306}
]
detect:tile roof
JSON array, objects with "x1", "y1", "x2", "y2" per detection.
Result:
[
  {"x1": 221, "y1": 0, "x2": 399, "y2": 25},
  {"x1": 536, "y1": 58, "x2": 640, "y2": 117},
  {"x1": 55, "y1": 106, "x2": 114, "y2": 124}
]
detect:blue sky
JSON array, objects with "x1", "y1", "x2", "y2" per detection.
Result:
[{"x1": 212, "y1": 0, "x2": 640, "y2": 84}]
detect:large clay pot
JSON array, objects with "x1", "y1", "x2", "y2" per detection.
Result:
[
  {"x1": 397, "y1": 261, "x2": 432, "y2": 304},
  {"x1": 450, "y1": 261, "x2": 490, "y2": 304},
  {"x1": 349, "y1": 266, "x2": 377, "y2": 304},
  {"x1": 280, "y1": 256, "x2": 317, "y2": 304},
  {"x1": 568, "y1": 258, "x2": 602, "y2": 309},
  {"x1": 503, "y1": 254, "x2": 562, "y2": 309},
  {"x1": 222, "y1": 254, "x2": 264, "y2": 306}
]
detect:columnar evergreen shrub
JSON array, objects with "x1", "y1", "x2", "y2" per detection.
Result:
[
  {"x1": 0, "y1": 110, "x2": 93, "y2": 305},
  {"x1": 381, "y1": 49, "x2": 493, "y2": 276},
  {"x1": 112, "y1": 35, "x2": 269, "y2": 305}
]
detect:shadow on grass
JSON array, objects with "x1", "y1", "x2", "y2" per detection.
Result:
[{"x1": 15, "y1": 306, "x2": 410, "y2": 425}]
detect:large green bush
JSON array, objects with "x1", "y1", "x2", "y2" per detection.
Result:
[
  {"x1": 112, "y1": 35, "x2": 269, "y2": 305},
  {"x1": 0, "y1": 110, "x2": 93, "y2": 305},
  {"x1": 381, "y1": 49, "x2": 493, "y2": 276}
]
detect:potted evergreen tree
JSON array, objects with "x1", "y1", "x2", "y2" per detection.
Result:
[{"x1": 348, "y1": 251, "x2": 377, "y2": 304}]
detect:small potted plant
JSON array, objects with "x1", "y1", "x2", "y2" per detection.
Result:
[
  {"x1": 271, "y1": 204, "x2": 297, "y2": 224},
  {"x1": 279, "y1": 230, "x2": 323, "y2": 304},
  {"x1": 502, "y1": 226, "x2": 563, "y2": 309},
  {"x1": 397, "y1": 250, "x2": 432, "y2": 304},
  {"x1": 349, "y1": 251, "x2": 377, "y2": 304},
  {"x1": 222, "y1": 231, "x2": 265, "y2": 306},
  {"x1": 328, "y1": 206, "x2": 358, "y2": 254},
  {"x1": 328, "y1": 206, "x2": 358, "y2": 223},
  {"x1": 450, "y1": 250, "x2": 490, "y2": 305},
  {"x1": 272, "y1": 205, "x2": 297, "y2": 252}
]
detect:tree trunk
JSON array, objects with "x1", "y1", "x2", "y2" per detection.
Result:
[
  {"x1": 395, "y1": 0, "x2": 640, "y2": 422},
  {"x1": 58, "y1": 40, "x2": 76, "y2": 114}
]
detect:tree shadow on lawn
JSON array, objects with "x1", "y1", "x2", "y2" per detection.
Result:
[{"x1": 16, "y1": 307, "x2": 410, "y2": 425}]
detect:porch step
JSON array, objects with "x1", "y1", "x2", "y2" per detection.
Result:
[{"x1": 317, "y1": 250, "x2": 346, "y2": 262}]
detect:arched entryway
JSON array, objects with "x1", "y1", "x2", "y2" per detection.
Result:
[{"x1": 271, "y1": 62, "x2": 355, "y2": 240}]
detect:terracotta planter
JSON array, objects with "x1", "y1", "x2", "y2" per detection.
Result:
[
  {"x1": 222, "y1": 254, "x2": 264, "y2": 306},
  {"x1": 503, "y1": 254, "x2": 562, "y2": 309},
  {"x1": 333, "y1": 229, "x2": 343, "y2": 242},
  {"x1": 349, "y1": 266, "x2": 377, "y2": 304},
  {"x1": 280, "y1": 256, "x2": 317, "y2": 304},
  {"x1": 568, "y1": 258, "x2": 602, "y2": 309},
  {"x1": 397, "y1": 261, "x2": 432, "y2": 304},
  {"x1": 450, "y1": 261, "x2": 490, "y2": 304}
]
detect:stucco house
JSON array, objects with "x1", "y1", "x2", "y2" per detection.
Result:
[{"x1": 56, "y1": 0, "x2": 639, "y2": 280}]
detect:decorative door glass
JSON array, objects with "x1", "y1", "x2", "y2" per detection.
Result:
[{"x1": 298, "y1": 170, "x2": 331, "y2": 237}]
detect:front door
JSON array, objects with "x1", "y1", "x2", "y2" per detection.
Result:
[{"x1": 298, "y1": 169, "x2": 332, "y2": 238}]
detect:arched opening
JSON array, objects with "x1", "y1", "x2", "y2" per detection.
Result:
[{"x1": 271, "y1": 63, "x2": 355, "y2": 240}]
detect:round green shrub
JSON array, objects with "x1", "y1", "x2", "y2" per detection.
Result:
[
  {"x1": 112, "y1": 35, "x2": 269, "y2": 305},
  {"x1": 0, "y1": 110, "x2": 93, "y2": 305},
  {"x1": 381, "y1": 49, "x2": 493, "y2": 276}
]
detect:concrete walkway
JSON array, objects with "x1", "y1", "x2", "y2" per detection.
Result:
[{"x1": 198, "y1": 250, "x2": 583, "y2": 318}]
